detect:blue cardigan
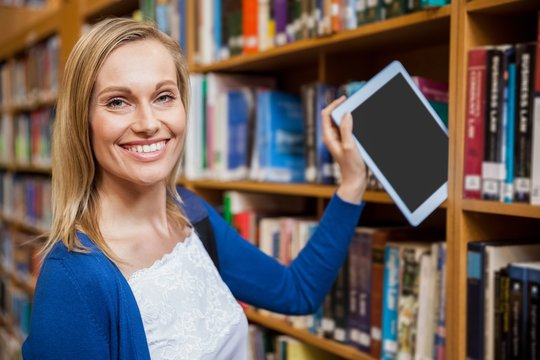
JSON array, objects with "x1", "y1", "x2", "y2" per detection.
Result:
[{"x1": 22, "y1": 191, "x2": 363, "y2": 359}]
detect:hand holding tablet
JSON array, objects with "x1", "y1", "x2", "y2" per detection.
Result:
[{"x1": 331, "y1": 61, "x2": 448, "y2": 226}]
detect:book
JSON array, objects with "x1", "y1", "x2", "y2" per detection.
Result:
[
  {"x1": 253, "y1": 90, "x2": 306, "y2": 183},
  {"x1": 396, "y1": 243, "x2": 431, "y2": 360},
  {"x1": 381, "y1": 243, "x2": 401, "y2": 360},
  {"x1": 482, "y1": 46, "x2": 511, "y2": 201},
  {"x1": 503, "y1": 56, "x2": 516, "y2": 203},
  {"x1": 531, "y1": 16, "x2": 540, "y2": 205},
  {"x1": 466, "y1": 240, "x2": 540, "y2": 360},
  {"x1": 507, "y1": 262, "x2": 540, "y2": 359},
  {"x1": 513, "y1": 42, "x2": 536, "y2": 203}
]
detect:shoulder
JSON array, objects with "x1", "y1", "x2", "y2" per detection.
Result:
[
  {"x1": 177, "y1": 186, "x2": 212, "y2": 224},
  {"x1": 41, "y1": 233, "x2": 123, "y2": 300}
]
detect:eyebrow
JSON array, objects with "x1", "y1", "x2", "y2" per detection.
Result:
[{"x1": 96, "y1": 80, "x2": 178, "y2": 98}]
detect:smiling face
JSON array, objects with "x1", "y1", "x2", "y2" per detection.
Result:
[{"x1": 90, "y1": 39, "x2": 186, "y2": 191}]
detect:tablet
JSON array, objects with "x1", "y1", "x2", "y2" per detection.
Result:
[{"x1": 331, "y1": 61, "x2": 448, "y2": 226}]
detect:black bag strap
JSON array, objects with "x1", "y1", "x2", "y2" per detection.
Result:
[{"x1": 177, "y1": 187, "x2": 220, "y2": 272}]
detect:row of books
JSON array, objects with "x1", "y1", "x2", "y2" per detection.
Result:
[
  {"x1": 184, "y1": 72, "x2": 448, "y2": 185},
  {"x1": 194, "y1": 0, "x2": 450, "y2": 65},
  {"x1": 0, "y1": 107, "x2": 54, "y2": 167},
  {"x1": 222, "y1": 191, "x2": 447, "y2": 359},
  {"x1": 462, "y1": 38, "x2": 540, "y2": 205},
  {"x1": 466, "y1": 239, "x2": 540, "y2": 360},
  {"x1": 0, "y1": 35, "x2": 59, "y2": 109},
  {"x1": 0, "y1": 276, "x2": 31, "y2": 342},
  {"x1": 0, "y1": 228, "x2": 41, "y2": 286},
  {"x1": 0, "y1": 173, "x2": 52, "y2": 230},
  {"x1": 134, "y1": 0, "x2": 188, "y2": 55}
]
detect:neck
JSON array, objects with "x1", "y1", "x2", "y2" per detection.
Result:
[{"x1": 96, "y1": 175, "x2": 172, "y2": 242}]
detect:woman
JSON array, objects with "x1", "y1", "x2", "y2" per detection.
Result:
[{"x1": 23, "y1": 17, "x2": 367, "y2": 359}]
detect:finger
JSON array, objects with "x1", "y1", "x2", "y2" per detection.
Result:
[
  {"x1": 321, "y1": 95, "x2": 346, "y2": 119},
  {"x1": 322, "y1": 95, "x2": 346, "y2": 144},
  {"x1": 339, "y1": 113, "x2": 356, "y2": 152}
]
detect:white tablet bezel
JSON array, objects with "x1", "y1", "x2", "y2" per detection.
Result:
[{"x1": 331, "y1": 61, "x2": 448, "y2": 226}]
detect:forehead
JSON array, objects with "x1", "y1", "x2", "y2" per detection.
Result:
[{"x1": 95, "y1": 39, "x2": 177, "y2": 87}]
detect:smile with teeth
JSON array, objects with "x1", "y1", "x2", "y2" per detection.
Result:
[{"x1": 124, "y1": 140, "x2": 167, "y2": 154}]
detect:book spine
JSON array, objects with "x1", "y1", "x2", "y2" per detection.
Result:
[
  {"x1": 531, "y1": 15, "x2": 540, "y2": 205},
  {"x1": 495, "y1": 269, "x2": 511, "y2": 360},
  {"x1": 370, "y1": 234, "x2": 387, "y2": 358},
  {"x1": 513, "y1": 43, "x2": 536, "y2": 202},
  {"x1": 466, "y1": 244, "x2": 484, "y2": 360},
  {"x1": 503, "y1": 51, "x2": 516, "y2": 203},
  {"x1": 508, "y1": 270, "x2": 524, "y2": 359},
  {"x1": 482, "y1": 47, "x2": 506, "y2": 201},
  {"x1": 357, "y1": 231, "x2": 372, "y2": 352},
  {"x1": 463, "y1": 47, "x2": 487, "y2": 199},
  {"x1": 528, "y1": 280, "x2": 539, "y2": 359},
  {"x1": 243, "y1": 0, "x2": 259, "y2": 53},
  {"x1": 301, "y1": 84, "x2": 317, "y2": 183},
  {"x1": 333, "y1": 256, "x2": 350, "y2": 343},
  {"x1": 381, "y1": 244, "x2": 400, "y2": 360}
]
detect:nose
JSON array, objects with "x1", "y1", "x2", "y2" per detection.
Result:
[{"x1": 132, "y1": 102, "x2": 160, "y2": 136}]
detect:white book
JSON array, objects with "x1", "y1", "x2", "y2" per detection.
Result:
[
  {"x1": 183, "y1": 74, "x2": 204, "y2": 180},
  {"x1": 531, "y1": 95, "x2": 540, "y2": 204},
  {"x1": 414, "y1": 251, "x2": 435, "y2": 360}
]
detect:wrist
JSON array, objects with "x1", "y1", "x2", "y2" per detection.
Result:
[{"x1": 336, "y1": 180, "x2": 366, "y2": 205}]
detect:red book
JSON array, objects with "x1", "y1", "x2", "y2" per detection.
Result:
[
  {"x1": 463, "y1": 47, "x2": 487, "y2": 199},
  {"x1": 242, "y1": 0, "x2": 259, "y2": 53}
]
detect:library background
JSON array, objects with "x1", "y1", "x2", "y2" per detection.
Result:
[{"x1": 0, "y1": 0, "x2": 539, "y2": 359}]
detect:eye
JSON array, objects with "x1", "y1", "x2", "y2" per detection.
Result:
[
  {"x1": 156, "y1": 92, "x2": 175, "y2": 104},
  {"x1": 106, "y1": 98, "x2": 128, "y2": 109}
]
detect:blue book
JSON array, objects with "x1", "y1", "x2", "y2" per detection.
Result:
[
  {"x1": 227, "y1": 89, "x2": 255, "y2": 179},
  {"x1": 178, "y1": 0, "x2": 187, "y2": 54},
  {"x1": 381, "y1": 244, "x2": 400, "y2": 360},
  {"x1": 256, "y1": 91, "x2": 306, "y2": 183},
  {"x1": 504, "y1": 62, "x2": 516, "y2": 202},
  {"x1": 507, "y1": 262, "x2": 540, "y2": 359}
]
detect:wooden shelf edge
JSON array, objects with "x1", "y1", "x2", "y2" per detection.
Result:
[
  {"x1": 0, "y1": 264, "x2": 36, "y2": 296},
  {"x1": 244, "y1": 308, "x2": 373, "y2": 360},
  {"x1": 0, "y1": 7, "x2": 60, "y2": 59},
  {"x1": 0, "y1": 163, "x2": 51, "y2": 174},
  {"x1": 190, "y1": 5, "x2": 451, "y2": 73},
  {"x1": 461, "y1": 199, "x2": 540, "y2": 219},
  {"x1": 466, "y1": 0, "x2": 539, "y2": 13},
  {"x1": 180, "y1": 178, "x2": 398, "y2": 204},
  {"x1": 0, "y1": 214, "x2": 48, "y2": 235}
]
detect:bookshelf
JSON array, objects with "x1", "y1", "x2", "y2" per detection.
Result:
[{"x1": 0, "y1": 0, "x2": 538, "y2": 359}]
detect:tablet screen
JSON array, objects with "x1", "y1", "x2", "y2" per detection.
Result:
[{"x1": 350, "y1": 73, "x2": 448, "y2": 212}]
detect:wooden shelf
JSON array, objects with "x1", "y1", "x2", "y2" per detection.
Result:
[
  {"x1": 461, "y1": 199, "x2": 540, "y2": 219},
  {"x1": 466, "y1": 0, "x2": 539, "y2": 14},
  {"x1": 7, "y1": 93, "x2": 56, "y2": 114},
  {"x1": 0, "y1": 6, "x2": 60, "y2": 59},
  {"x1": 0, "y1": 265, "x2": 36, "y2": 296},
  {"x1": 182, "y1": 179, "x2": 396, "y2": 203},
  {"x1": 190, "y1": 5, "x2": 451, "y2": 73},
  {"x1": 244, "y1": 308, "x2": 373, "y2": 360},
  {"x1": 81, "y1": 0, "x2": 139, "y2": 20},
  {"x1": 0, "y1": 214, "x2": 47, "y2": 235},
  {"x1": 0, "y1": 163, "x2": 51, "y2": 175}
]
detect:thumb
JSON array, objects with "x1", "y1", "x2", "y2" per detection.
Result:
[{"x1": 339, "y1": 113, "x2": 355, "y2": 151}]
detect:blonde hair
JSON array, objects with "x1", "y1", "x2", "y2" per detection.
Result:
[{"x1": 41, "y1": 18, "x2": 191, "y2": 260}]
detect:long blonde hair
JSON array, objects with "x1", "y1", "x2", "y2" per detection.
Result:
[{"x1": 41, "y1": 18, "x2": 191, "y2": 260}]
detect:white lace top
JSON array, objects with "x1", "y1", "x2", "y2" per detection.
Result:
[{"x1": 128, "y1": 232, "x2": 248, "y2": 360}]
